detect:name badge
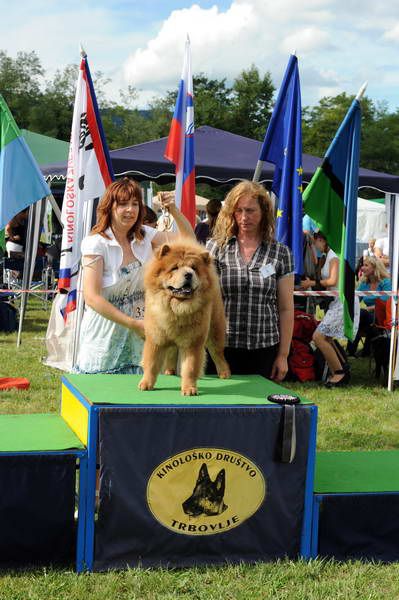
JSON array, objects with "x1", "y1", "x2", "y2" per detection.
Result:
[{"x1": 260, "y1": 263, "x2": 275, "y2": 278}]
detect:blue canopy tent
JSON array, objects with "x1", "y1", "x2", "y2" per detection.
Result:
[{"x1": 42, "y1": 125, "x2": 399, "y2": 193}]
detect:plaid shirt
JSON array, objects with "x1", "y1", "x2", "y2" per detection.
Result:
[{"x1": 206, "y1": 237, "x2": 293, "y2": 349}]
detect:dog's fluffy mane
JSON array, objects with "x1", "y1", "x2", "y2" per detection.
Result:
[{"x1": 144, "y1": 238, "x2": 219, "y2": 317}]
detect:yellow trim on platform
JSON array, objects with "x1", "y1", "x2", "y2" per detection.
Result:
[{"x1": 61, "y1": 384, "x2": 88, "y2": 446}]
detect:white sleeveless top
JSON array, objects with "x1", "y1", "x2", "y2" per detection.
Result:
[{"x1": 321, "y1": 248, "x2": 339, "y2": 291}]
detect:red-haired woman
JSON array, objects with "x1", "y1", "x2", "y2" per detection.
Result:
[{"x1": 74, "y1": 178, "x2": 194, "y2": 374}]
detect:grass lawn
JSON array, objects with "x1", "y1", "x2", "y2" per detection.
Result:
[{"x1": 0, "y1": 298, "x2": 398, "y2": 600}]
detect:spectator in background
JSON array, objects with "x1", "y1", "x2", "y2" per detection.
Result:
[
  {"x1": 5, "y1": 208, "x2": 29, "y2": 257},
  {"x1": 300, "y1": 230, "x2": 360, "y2": 387},
  {"x1": 302, "y1": 213, "x2": 318, "y2": 236},
  {"x1": 374, "y1": 225, "x2": 389, "y2": 268},
  {"x1": 365, "y1": 238, "x2": 376, "y2": 257},
  {"x1": 195, "y1": 198, "x2": 222, "y2": 245},
  {"x1": 347, "y1": 256, "x2": 391, "y2": 357}
]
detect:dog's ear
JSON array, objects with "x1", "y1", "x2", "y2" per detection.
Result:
[
  {"x1": 215, "y1": 469, "x2": 226, "y2": 494},
  {"x1": 201, "y1": 251, "x2": 211, "y2": 265},
  {"x1": 197, "y1": 463, "x2": 211, "y2": 483},
  {"x1": 157, "y1": 244, "x2": 170, "y2": 258}
]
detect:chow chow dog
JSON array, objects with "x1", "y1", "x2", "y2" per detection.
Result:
[
  {"x1": 138, "y1": 239, "x2": 230, "y2": 395},
  {"x1": 182, "y1": 463, "x2": 227, "y2": 517}
]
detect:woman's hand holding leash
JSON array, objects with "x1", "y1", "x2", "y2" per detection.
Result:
[{"x1": 158, "y1": 191, "x2": 177, "y2": 214}]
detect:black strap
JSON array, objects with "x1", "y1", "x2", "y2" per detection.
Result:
[{"x1": 274, "y1": 405, "x2": 297, "y2": 464}]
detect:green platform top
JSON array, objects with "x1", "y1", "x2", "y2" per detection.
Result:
[
  {"x1": 0, "y1": 414, "x2": 85, "y2": 453},
  {"x1": 63, "y1": 374, "x2": 312, "y2": 407},
  {"x1": 315, "y1": 450, "x2": 399, "y2": 494}
]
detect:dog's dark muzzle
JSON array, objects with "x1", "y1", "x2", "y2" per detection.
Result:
[{"x1": 167, "y1": 283, "x2": 193, "y2": 297}]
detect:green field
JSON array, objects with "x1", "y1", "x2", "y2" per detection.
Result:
[{"x1": 0, "y1": 299, "x2": 398, "y2": 600}]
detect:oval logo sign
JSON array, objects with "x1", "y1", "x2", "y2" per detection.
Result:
[{"x1": 147, "y1": 448, "x2": 266, "y2": 536}]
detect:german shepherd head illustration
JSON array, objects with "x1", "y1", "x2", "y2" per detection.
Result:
[{"x1": 182, "y1": 463, "x2": 227, "y2": 517}]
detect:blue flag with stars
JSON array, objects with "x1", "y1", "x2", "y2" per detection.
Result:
[{"x1": 258, "y1": 54, "x2": 303, "y2": 275}]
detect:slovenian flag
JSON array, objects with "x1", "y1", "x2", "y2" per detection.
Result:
[
  {"x1": 303, "y1": 98, "x2": 361, "y2": 340},
  {"x1": 58, "y1": 50, "x2": 114, "y2": 321},
  {"x1": 164, "y1": 36, "x2": 196, "y2": 228},
  {"x1": 0, "y1": 94, "x2": 50, "y2": 231}
]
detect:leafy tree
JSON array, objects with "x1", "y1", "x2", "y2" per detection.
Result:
[
  {"x1": 230, "y1": 65, "x2": 275, "y2": 140},
  {"x1": 302, "y1": 92, "x2": 375, "y2": 158},
  {"x1": 361, "y1": 105, "x2": 399, "y2": 175},
  {"x1": 192, "y1": 74, "x2": 232, "y2": 130},
  {"x1": 0, "y1": 50, "x2": 44, "y2": 127}
]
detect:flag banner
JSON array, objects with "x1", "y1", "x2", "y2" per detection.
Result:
[
  {"x1": 58, "y1": 54, "x2": 114, "y2": 321},
  {"x1": 93, "y1": 406, "x2": 312, "y2": 569},
  {"x1": 0, "y1": 95, "x2": 50, "y2": 231},
  {"x1": 258, "y1": 55, "x2": 303, "y2": 275},
  {"x1": 164, "y1": 38, "x2": 196, "y2": 228},
  {"x1": 303, "y1": 99, "x2": 361, "y2": 339}
]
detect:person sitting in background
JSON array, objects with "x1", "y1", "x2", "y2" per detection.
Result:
[
  {"x1": 300, "y1": 230, "x2": 360, "y2": 387},
  {"x1": 195, "y1": 199, "x2": 222, "y2": 245},
  {"x1": 5, "y1": 209, "x2": 29, "y2": 257},
  {"x1": 365, "y1": 238, "x2": 376, "y2": 257},
  {"x1": 302, "y1": 213, "x2": 318, "y2": 237},
  {"x1": 347, "y1": 256, "x2": 391, "y2": 357},
  {"x1": 143, "y1": 206, "x2": 158, "y2": 228},
  {"x1": 374, "y1": 225, "x2": 389, "y2": 268}
]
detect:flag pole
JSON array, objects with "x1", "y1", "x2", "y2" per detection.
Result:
[
  {"x1": 355, "y1": 81, "x2": 368, "y2": 101},
  {"x1": 387, "y1": 194, "x2": 398, "y2": 391}
]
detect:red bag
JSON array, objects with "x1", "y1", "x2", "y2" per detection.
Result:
[
  {"x1": 288, "y1": 340, "x2": 316, "y2": 382},
  {"x1": 288, "y1": 310, "x2": 319, "y2": 382},
  {"x1": 292, "y1": 309, "x2": 318, "y2": 343}
]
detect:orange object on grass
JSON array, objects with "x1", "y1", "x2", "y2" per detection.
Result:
[{"x1": 0, "y1": 377, "x2": 30, "y2": 391}]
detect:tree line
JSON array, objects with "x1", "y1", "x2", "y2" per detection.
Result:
[{"x1": 2, "y1": 49, "x2": 399, "y2": 177}]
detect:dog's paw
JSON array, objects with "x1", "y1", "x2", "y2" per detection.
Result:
[
  {"x1": 138, "y1": 379, "x2": 154, "y2": 391},
  {"x1": 181, "y1": 386, "x2": 198, "y2": 396},
  {"x1": 164, "y1": 369, "x2": 176, "y2": 375},
  {"x1": 218, "y1": 368, "x2": 231, "y2": 379}
]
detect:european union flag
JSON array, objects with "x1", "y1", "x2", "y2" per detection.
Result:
[{"x1": 258, "y1": 55, "x2": 303, "y2": 275}]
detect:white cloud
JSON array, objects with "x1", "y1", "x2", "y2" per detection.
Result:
[
  {"x1": 0, "y1": 0, "x2": 398, "y2": 110},
  {"x1": 280, "y1": 28, "x2": 333, "y2": 55},
  {"x1": 123, "y1": 0, "x2": 335, "y2": 93},
  {"x1": 383, "y1": 23, "x2": 399, "y2": 42}
]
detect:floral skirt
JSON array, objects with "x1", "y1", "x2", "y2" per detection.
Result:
[{"x1": 316, "y1": 297, "x2": 360, "y2": 339}]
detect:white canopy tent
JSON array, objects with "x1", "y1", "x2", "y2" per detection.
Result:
[{"x1": 357, "y1": 197, "x2": 387, "y2": 243}]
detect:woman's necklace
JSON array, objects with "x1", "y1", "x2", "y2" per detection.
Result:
[{"x1": 238, "y1": 237, "x2": 261, "y2": 264}]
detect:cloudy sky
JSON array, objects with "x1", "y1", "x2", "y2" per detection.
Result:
[{"x1": 1, "y1": 0, "x2": 399, "y2": 110}]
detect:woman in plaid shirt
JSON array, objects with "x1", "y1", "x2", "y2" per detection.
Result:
[{"x1": 206, "y1": 181, "x2": 294, "y2": 381}]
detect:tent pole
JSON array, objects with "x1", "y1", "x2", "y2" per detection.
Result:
[
  {"x1": 16, "y1": 201, "x2": 41, "y2": 347},
  {"x1": 48, "y1": 193, "x2": 62, "y2": 225},
  {"x1": 387, "y1": 193, "x2": 398, "y2": 391}
]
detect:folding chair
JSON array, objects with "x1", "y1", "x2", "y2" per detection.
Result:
[{"x1": 1, "y1": 256, "x2": 52, "y2": 307}]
